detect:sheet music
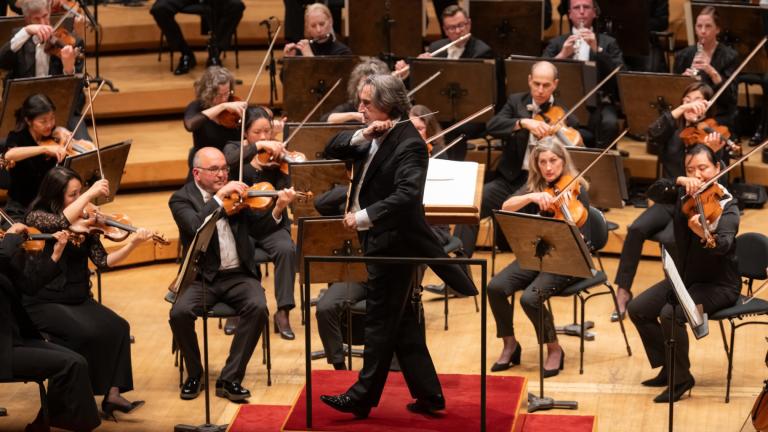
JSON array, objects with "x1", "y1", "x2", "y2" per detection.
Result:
[
  {"x1": 171, "y1": 211, "x2": 219, "y2": 295},
  {"x1": 662, "y1": 249, "x2": 704, "y2": 329},
  {"x1": 423, "y1": 159, "x2": 478, "y2": 207}
]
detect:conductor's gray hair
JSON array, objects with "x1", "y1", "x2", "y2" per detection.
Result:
[
  {"x1": 347, "y1": 58, "x2": 390, "y2": 103},
  {"x1": 362, "y1": 74, "x2": 411, "y2": 120}
]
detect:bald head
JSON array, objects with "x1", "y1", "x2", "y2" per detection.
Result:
[
  {"x1": 530, "y1": 61, "x2": 558, "y2": 81},
  {"x1": 192, "y1": 147, "x2": 229, "y2": 193},
  {"x1": 527, "y1": 61, "x2": 559, "y2": 106}
]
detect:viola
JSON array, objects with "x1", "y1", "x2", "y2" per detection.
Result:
[
  {"x1": 679, "y1": 118, "x2": 739, "y2": 156},
  {"x1": 0, "y1": 227, "x2": 85, "y2": 254},
  {"x1": 256, "y1": 148, "x2": 307, "y2": 175},
  {"x1": 681, "y1": 182, "x2": 727, "y2": 249},
  {"x1": 216, "y1": 95, "x2": 245, "y2": 129},
  {"x1": 75, "y1": 203, "x2": 170, "y2": 245},
  {"x1": 221, "y1": 182, "x2": 313, "y2": 216},
  {"x1": 533, "y1": 104, "x2": 583, "y2": 147},
  {"x1": 540, "y1": 174, "x2": 588, "y2": 227}
]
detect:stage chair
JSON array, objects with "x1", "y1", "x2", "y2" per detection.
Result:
[
  {"x1": 709, "y1": 232, "x2": 768, "y2": 403},
  {"x1": 0, "y1": 378, "x2": 48, "y2": 428},
  {"x1": 438, "y1": 236, "x2": 479, "y2": 331},
  {"x1": 309, "y1": 287, "x2": 365, "y2": 369}
]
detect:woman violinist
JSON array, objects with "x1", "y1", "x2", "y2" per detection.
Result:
[
  {"x1": 628, "y1": 144, "x2": 740, "y2": 403},
  {"x1": 487, "y1": 139, "x2": 589, "y2": 376},
  {"x1": 321, "y1": 59, "x2": 389, "y2": 124},
  {"x1": 282, "y1": 3, "x2": 351, "y2": 57},
  {"x1": 612, "y1": 82, "x2": 727, "y2": 321},
  {"x1": 22, "y1": 166, "x2": 153, "y2": 420}
]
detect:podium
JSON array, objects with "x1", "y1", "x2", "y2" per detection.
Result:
[
  {"x1": 0, "y1": 75, "x2": 82, "y2": 139},
  {"x1": 346, "y1": 0, "x2": 423, "y2": 58},
  {"x1": 282, "y1": 56, "x2": 360, "y2": 121},
  {"x1": 282, "y1": 122, "x2": 361, "y2": 160},
  {"x1": 468, "y1": 0, "x2": 543, "y2": 57},
  {"x1": 617, "y1": 72, "x2": 696, "y2": 139},
  {"x1": 424, "y1": 159, "x2": 485, "y2": 224}
]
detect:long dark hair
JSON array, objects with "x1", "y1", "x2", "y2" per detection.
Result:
[
  {"x1": 685, "y1": 143, "x2": 720, "y2": 168},
  {"x1": 14, "y1": 93, "x2": 56, "y2": 132},
  {"x1": 243, "y1": 106, "x2": 274, "y2": 139},
  {"x1": 28, "y1": 167, "x2": 82, "y2": 215}
]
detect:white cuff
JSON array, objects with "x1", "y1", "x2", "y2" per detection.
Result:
[
  {"x1": 354, "y1": 209, "x2": 372, "y2": 231},
  {"x1": 11, "y1": 28, "x2": 31, "y2": 53}
]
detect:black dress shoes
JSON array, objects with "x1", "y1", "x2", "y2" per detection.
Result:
[
  {"x1": 406, "y1": 394, "x2": 446, "y2": 415},
  {"x1": 490, "y1": 342, "x2": 522, "y2": 372},
  {"x1": 320, "y1": 393, "x2": 371, "y2": 419},
  {"x1": 180, "y1": 375, "x2": 202, "y2": 400},
  {"x1": 653, "y1": 377, "x2": 695, "y2": 403},
  {"x1": 206, "y1": 55, "x2": 221, "y2": 67},
  {"x1": 274, "y1": 310, "x2": 295, "y2": 340},
  {"x1": 215, "y1": 379, "x2": 251, "y2": 402},
  {"x1": 174, "y1": 53, "x2": 196, "y2": 75},
  {"x1": 641, "y1": 367, "x2": 669, "y2": 387}
]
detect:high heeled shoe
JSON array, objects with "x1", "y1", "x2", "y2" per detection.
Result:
[
  {"x1": 542, "y1": 351, "x2": 565, "y2": 378},
  {"x1": 653, "y1": 377, "x2": 695, "y2": 403},
  {"x1": 611, "y1": 290, "x2": 633, "y2": 322},
  {"x1": 490, "y1": 342, "x2": 522, "y2": 372},
  {"x1": 641, "y1": 367, "x2": 668, "y2": 387},
  {"x1": 101, "y1": 399, "x2": 145, "y2": 422},
  {"x1": 273, "y1": 310, "x2": 295, "y2": 340}
]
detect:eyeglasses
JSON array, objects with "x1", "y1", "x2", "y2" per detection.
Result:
[
  {"x1": 444, "y1": 21, "x2": 468, "y2": 33},
  {"x1": 195, "y1": 165, "x2": 230, "y2": 175}
]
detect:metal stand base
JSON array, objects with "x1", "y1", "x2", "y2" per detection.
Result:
[
  {"x1": 174, "y1": 424, "x2": 227, "y2": 432},
  {"x1": 556, "y1": 321, "x2": 595, "y2": 341},
  {"x1": 527, "y1": 393, "x2": 579, "y2": 413},
  {"x1": 0, "y1": 407, "x2": 6, "y2": 416}
]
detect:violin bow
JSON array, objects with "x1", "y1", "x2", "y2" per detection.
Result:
[
  {"x1": 430, "y1": 134, "x2": 465, "y2": 159},
  {"x1": 426, "y1": 104, "x2": 494, "y2": 145},
  {"x1": 84, "y1": 77, "x2": 104, "y2": 181},
  {"x1": 393, "y1": 33, "x2": 472, "y2": 77},
  {"x1": 282, "y1": 78, "x2": 342, "y2": 147},
  {"x1": 407, "y1": 70, "x2": 442, "y2": 98},
  {"x1": 693, "y1": 138, "x2": 768, "y2": 197},
  {"x1": 0, "y1": 207, "x2": 16, "y2": 227},
  {"x1": 551, "y1": 129, "x2": 627, "y2": 202},
  {"x1": 393, "y1": 111, "x2": 438, "y2": 126},
  {"x1": 551, "y1": 65, "x2": 621, "y2": 130},
  {"x1": 60, "y1": 80, "x2": 106, "y2": 157},
  {"x1": 705, "y1": 36, "x2": 767, "y2": 111},
  {"x1": 239, "y1": 25, "x2": 282, "y2": 183}
]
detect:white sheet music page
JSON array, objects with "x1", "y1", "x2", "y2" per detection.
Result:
[
  {"x1": 662, "y1": 249, "x2": 704, "y2": 328},
  {"x1": 423, "y1": 159, "x2": 478, "y2": 207}
]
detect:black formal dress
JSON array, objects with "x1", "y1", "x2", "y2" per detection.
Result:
[
  {"x1": 168, "y1": 181, "x2": 279, "y2": 383},
  {"x1": 307, "y1": 35, "x2": 352, "y2": 56},
  {"x1": 324, "y1": 121, "x2": 477, "y2": 408},
  {"x1": 454, "y1": 92, "x2": 578, "y2": 257},
  {"x1": 628, "y1": 179, "x2": 740, "y2": 383},
  {"x1": 150, "y1": 0, "x2": 244, "y2": 56},
  {"x1": 0, "y1": 129, "x2": 57, "y2": 220},
  {"x1": 543, "y1": 32, "x2": 625, "y2": 148},
  {"x1": 0, "y1": 233, "x2": 100, "y2": 431},
  {"x1": 22, "y1": 211, "x2": 135, "y2": 397},
  {"x1": 183, "y1": 100, "x2": 242, "y2": 175}
]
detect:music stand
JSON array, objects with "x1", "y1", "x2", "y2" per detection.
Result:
[
  {"x1": 282, "y1": 56, "x2": 360, "y2": 121},
  {"x1": 469, "y1": 0, "x2": 543, "y2": 57},
  {"x1": 289, "y1": 160, "x2": 350, "y2": 220},
  {"x1": 567, "y1": 147, "x2": 627, "y2": 209},
  {"x1": 0, "y1": 16, "x2": 25, "y2": 46},
  {"x1": 346, "y1": 0, "x2": 423, "y2": 59},
  {"x1": 494, "y1": 210, "x2": 592, "y2": 412},
  {"x1": 595, "y1": 0, "x2": 650, "y2": 57},
  {"x1": 282, "y1": 122, "x2": 361, "y2": 160},
  {"x1": 505, "y1": 56, "x2": 589, "y2": 125},
  {"x1": 0, "y1": 75, "x2": 81, "y2": 139},
  {"x1": 172, "y1": 208, "x2": 228, "y2": 432},
  {"x1": 409, "y1": 58, "x2": 496, "y2": 123},
  {"x1": 617, "y1": 72, "x2": 695, "y2": 140},
  {"x1": 63, "y1": 140, "x2": 131, "y2": 205}
]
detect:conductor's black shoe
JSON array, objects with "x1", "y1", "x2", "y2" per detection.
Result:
[
  {"x1": 406, "y1": 394, "x2": 446, "y2": 415},
  {"x1": 653, "y1": 377, "x2": 695, "y2": 403},
  {"x1": 180, "y1": 375, "x2": 202, "y2": 400},
  {"x1": 215, "y1": 379, "x2": 251, "y2": 402},
  {"x1": 174, "y1": 53, "x2": 196, "y2": 75},
  {"x1": 641, "y1": 367, "x2": 668, "y2": 387},
  {"x1": 320, "y1": 393, "x2": 370, "y2": 419}
]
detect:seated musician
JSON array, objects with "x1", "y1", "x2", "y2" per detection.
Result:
[
  {"x1": 454, "y1": 61, "x2": 578, "y2": 259},
  {"x1": 628, "y1": 144, "x2": 740, "y2": 403},
  {"x1": 0, "y1": 0, "x2": 81, "y2": 79},
  {"x1": 488, "y1": 140, "x2": 590, "y2": 375},
  {"x1": 1, "y1": 223, "x2": 101, "y2": 432},
  {"x1": 23, "y1": 167, "x2": 151, "y2": 421},
  {"x1": 283, "y1": 0, "x2": 343, "y2": 44},
  {"x1": 321, "y1": 58, "x2": 389, "y2": 124},
  {"x1": 150, "y1": 0, "x2": 245, "y2": 75},
  {"x1": 673, "y1": 6, "x2": 738, "y2": 128},
  {"x1": 222, "y1": 107, "x2": 297, "y2": 340},
  {"x1": 168, "y1": 147, "x2": 296, "y2": 402},
  {"x1": 613, "y1": 82, "x2": 729, "y2": 320},
  {"x1": 283, "y1": 3, "x2": 351, "y2": 58},
  {"x1": 542, "y1": 0, "x2": 624, "y2": 149},
  {"x1": 183, "y1": 66, "x2": 247, "y2": 178}
]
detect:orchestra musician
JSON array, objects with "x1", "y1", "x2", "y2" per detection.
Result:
[
  {"x1": 454, "y1": 61, "x2": 578, "y2": 262},
  {"x1": 487, "y1": 140, "x2": 590, "y2": 375},
  {"x1": 319, "y1": 75, "x2": 477, "y2": 418},
  {"x1": 283, "y1": 0, "x2": 343, "y2": 44},
  {"x1": 321, "y1": 58, "x2": 389, "y2": 124},
  {"x1": 283, "y1": 3, "x2": 351, "y2": 58},
  {"x1": 222, "y1": 107, "x2": 297, "y2": 340},
  {"x1": 168, "y1": 147, "x2": 296, "y2": 402},
  {"x1": 23, "y1": 167, "x2": 151, "y2": 421},
  {"x1": 1, "y1": 223, "x2": 101, "y2": 432},
  {"x1": 673, "y1": 6, "x2": 738, "y2": 128},
  {"x1": 542, "y1": 0, "x2": 624, "y2": 149},
  {"x1": 628, "y1": 144, "x2": 740, "y2": 403},
  {"x1": 150, "y1": 0, "x2": 245, "y2": 75}
]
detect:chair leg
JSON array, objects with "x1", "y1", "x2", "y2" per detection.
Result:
[
  {"x1": 234, "y1": 30, "x2": 239, "y2": 69},
  {"x1": 607, "y1": 283, "x2": 632, "y2": 356},
  {"x1": 718, "y1": 320, "x2": 730, "y2": 354},
  {"x1": 264, "y1": 318, "x2": 272, "y2": 386},
  {"x1": 37, "y1": 381, "x2": 49, "y2": 429},
  {"x1": 579, "y1": 295, "x2": 585, "y2": 375},
  {"x1": 444, "y1": 286, "x2": 449, "y2": 331},
  {"x1": 725, "y1": 320, "x2": 736, "y2": 403},
  {"x1": 473, "y1": 294, "x2": 479, "y2": 313}
]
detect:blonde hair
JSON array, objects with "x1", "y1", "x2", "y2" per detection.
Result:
[
  {"x1": 526, "y1": 138, "x2": 588, "y2": 193},
  {"x1": 304, "y1": 3, "x2": 334, "y2": 37},
  {"x1": 194, "y1": 66, "x2": 236, "y2": 108}
]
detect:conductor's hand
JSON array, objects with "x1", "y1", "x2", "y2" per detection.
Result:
[
  {"x1": 215, "y1": 181, "x2": 248, "y2": 202},
  {"x1": 520, "y1": 118, "x2": 551, "y2": 139},
  {"x1": 343, "y1": 212, "x2": 358, "y2": 232},
  {"x1": 362, "y1": 120, "x2": 393, "y2": 140}
]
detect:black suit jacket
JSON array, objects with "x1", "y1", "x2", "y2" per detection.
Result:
[
  {"x1": 486, "y1": 92, "x2": 578, "y2": 183},
  {"x1": 674, "y1": 43, "x2": 739, "y2": 123},
  {"x1": 325, "y1": 122, "x2": 478, "y2": 296},
  {"x1": 169, "y1": 181, "x2": 281, "y2": 282},
  {"x1": 427, "y1": 36, "x2": 494, "y2": 59},
  {"x1": 0, "y1": 28, "x2": 83, "y2": 79}
]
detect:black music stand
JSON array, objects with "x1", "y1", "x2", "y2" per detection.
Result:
[
  {"x1": 282, "y1": 122, "x2": 361, "y2": 160},
  {"x1": 282, "y1": 56, "x2": 360, "y2": 121},
  {"x1": 0, "y1": 16, "x2": 25, "y2": 46},
  {"x1": 346, "y1": 0, "x2": 423, "y2": 59},
  {"x1": 63, "y1": 140, "x2": 131, "y2": 205},
  {"x1": 469, "y1": 0, "x2": 543, "y2": 57},
  {"x1": 288, "y1": 160, "x2": 350, "y2": 219},
  {"x1": 617, "y1": 72, "x2": 695, "y2": 140},
  {"x1": 0, "y1": 75, "x2": 81, "y2": 139},
  {"x1": 493, "y1": 210, "x2": 593, "y2": 413},
  {"x1": 409, "y1": 58, "x2": 496, "y2": 123},
  {"x1": 596, "y1": 0, "x2": 649, "y2": 57},
  {"x1": 505, "y1": 56, "x2": 589, "y2": 125},
  {"x1": 172, "y1": 208, "x2": 227, "y2": 432}
]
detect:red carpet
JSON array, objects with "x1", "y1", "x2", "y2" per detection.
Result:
[
  {"x1": 512, "y1": 413, "x2": 596, "y2": 432},
  {"x1": 228, "y1": 404, "x2": 291, "y2": 432},
  {"x1": 282, "y1": 370, "x2": 525, "y2": 432}
]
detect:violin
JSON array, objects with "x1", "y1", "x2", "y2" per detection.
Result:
[
  {"x1": 678, "y1": 118, "x2": 739, "y2": 156},
  {"x1": 533, "y1": 104, "x2": 583, "y2": 147},
  {"x1": 0, "y1": 227, "x2": 85, "y2": 254},
  {"x1": 216, "y1": 95, "x2": 245, "y2": 129},
  {"x1": 256, "y1": 148, "x2": 307, "y2": 175},
  {"x1": 221, "y1": 182, "x2": 313, "y2": 216},
  {"x1": 75, "y1": 203, "x2": 170, "y2": 245},
  {"x1": 540, "y1": 174, "x2": 588, "y2": 227},
  {"x1": 38, "y1": 127, "x2": 96, "y2": 157},
  {"x1": 44, "y1": 27, "x2": 82, "y2": 59},
  {"x1": 681, "y1": 182, "x2": 727, "y2": 249}
]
